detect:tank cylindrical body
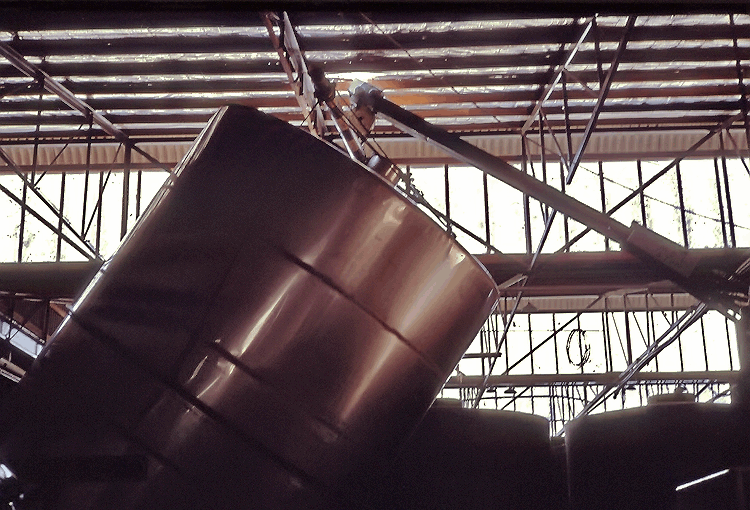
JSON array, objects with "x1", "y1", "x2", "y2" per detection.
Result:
[
  {"x1": 566, "y1": 403, "x2": 750, "y2": 510},
  {"x1": 0, "y1": 105, "x2": 498, "y2": 509},
  {"x1": 364, "y1": 405, "x2": 566, "y2": 510}
]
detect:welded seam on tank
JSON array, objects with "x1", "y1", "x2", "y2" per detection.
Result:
[
  {"x1": 204, "y1": 341, "x2": 346, "y2": 438},
  {"x1": 65, "y1": 311, "x2": 332, "y2": 497},
  {"x1": 276, "y1": 247, "x2": 446, "y2": 378}
]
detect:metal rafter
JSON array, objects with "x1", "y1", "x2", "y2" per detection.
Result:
[
  {"x1": 0, "y1": 39, "x2": 173, "y2": 175},
  {"x1": 521, "y1": 16, "x2": 634, "y2": 284},
  {"x1": 565, "y1": 16, "x2": 636, "y2": 184},
  {"x1": 521, "y1": 17, "x2": 595, "y2": 135}
]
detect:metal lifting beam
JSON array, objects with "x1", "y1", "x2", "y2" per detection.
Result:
[{"x1": 351, "y1": 83, "x2": 743, "y2": 316}]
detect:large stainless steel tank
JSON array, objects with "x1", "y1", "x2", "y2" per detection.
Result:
[
  {"x1": 0, "y1": 105, "x2": 498, "y2": 509},
  {"x1": 566, "y1": 402, "x2": 750, "y2": 510},
  {"x1": 364, "y1": 404, "x2": 565, "y2": 510}
]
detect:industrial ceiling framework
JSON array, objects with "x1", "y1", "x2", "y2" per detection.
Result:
[{"x1": 0, "y1": 5, "x2": 749, "y2": 435}]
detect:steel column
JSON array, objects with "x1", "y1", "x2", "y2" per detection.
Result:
[
  {"x1": 720, "y1": 132, "x2": 737, "y2": 248},
  {"x1": 121, "y1": 145, "x2": 131, "y2": 240},
  {"x1": 55, "y1": 172, "x2": 65, "y2": 262}
]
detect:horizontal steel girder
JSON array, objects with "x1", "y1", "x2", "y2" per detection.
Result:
[
  {"x1": 444, "y1": 370, "x2": 738, "y2": 389},
  {"x1": 1, "y1": 249, "x2": 747, "y2": 301}
]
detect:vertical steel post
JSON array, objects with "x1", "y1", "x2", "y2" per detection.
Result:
[
  {"x1": 559, "y1": 161, "x2": 569, "y2": 249},
  {"x1": 539, "y1": 115, "x2": 549, "y2": 221},
  {"x1": 727, "y1": 317, "x2": 735, "y2": 371},
  {"x1": 96, "y1": 171, "x2": 103, "y2": 252},
  {"x1": 82, "y1": 120, "x2": 92, "y2": 235},
  {"x1": 521, "y1": 138, "x2": 533, "y2": 254},
  {"x1": 713, "y1": 157, "x2": 728, "y2": 246},
  {"x1": 624, "y1": 311, "x2": 633, "y2": 365},
  {"x1": 676, "y1": 162, "x2": 689, "y2": 248},
  {"x1": 637, "y1": 160, "x2": 647, "y2": 226},
  {"x1": 562, "y1": 73, "x2": 574, "y2": 162},
  {"x1": 720, "y1": 132, "x2": 737, "y2": 247},
  {"x1": 602, "y1": 310, "x2": 610, "y2": 372},
  {"x1": 528, "y1": 314, "x2": 535, "y2": 375},
  {"x1": 483, "y1": 170, "x2": 490, "y2": 251},
  {"x1": 121, "y1": 144, "x2": 131, "y2": 240},
  {"x1": 444, "y1": 164, "x2": 451, "y2": 236},
  {"x1": 598, "y1": 161, "x2": 609, "y2": 251},
  {"x1": 552, "y1": 313, "x2": 560, "y2": 374},
  {"x1": 17, "y1": 178, "x2": 28, "y2": 263},
  {"x1": 651, "y1": 309, "x2": 659, "y2": 372},
  {"x1": 700, "y1": 316, "x2": 709, "y2": 372},
  {"x1": 675, "y1": 296, "x2": 686, "y2": 372},
  {"x1": 56, "y1": 172, "x2": 66, "y2": 262},
  {"x1": 136, "y1": 170, "x2": 143, "y2": 219}
]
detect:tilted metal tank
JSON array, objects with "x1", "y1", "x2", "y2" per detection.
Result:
[{"x1": 0, "y1": 105, "x2": 498, "y2": 509}]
